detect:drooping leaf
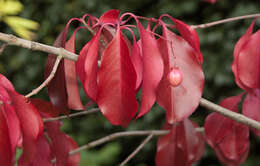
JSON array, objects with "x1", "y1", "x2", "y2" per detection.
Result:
[
  {"x1": 237, "y1": 30, "x2": 260, "y2": 89},
  {"x1": 157, "y1": 26, "x2": 204, "y2": 123},
  {"x1": 44, "y1": 29, "x2": 68, "y2": 114},
  {"x1": 131, "y1": 38, "x2": 143, "y2": 90},
  {"x1": 64, "y1": 30, "x2": 84, "y2": 110},
  {"x1": 156, "y1": 119, "x2": 204, "y2": 166},
  {"x1": 243, "y1": 89, "x2": 260, "y2": 136},
  {"x1": 31, "y1": 99, "x2": 72, "y2": 166},
  {"x1": 80, "y1": 31, "x2": 101, "y2": 101},
  {"x1": 232, "y1": 19, "x2": 256, "y2": 91},
  {"x1": 97, "y1": 28, "x2": 138, "y2": 126},
  {"x1": 8, "y1": 91, "x2": 44, "y2": 165},
  {"x1": 66, "y1": 135, "x2": 81, "y2": 166},
  {"x1": 137, "y1": 23, "x2": 164, "y2": 118},
  {"x1": 45, "y1": 121, "x2": 70, "y2": 166},
  {"x1": 19, "y1": 135, "x2": 53, "y2": 166},
  {"x1": 99, "y1": 9, "x2": 120, "y2": 24},
  {"x1": 30, "y1": 98, "x2": 60, "y2": 117},
  {"x1": 204, "y1": 95, "x2": 249, "y2": 166},
  {"x1": 170, "y1": 18, "x2": 203, "y2": 63},
  {"x1": 76, "y1": 42, "x2": 90, "y2": 86},
  {"x1": 0, "y1": 73, "x2": 15, "y2": 91},
  {"x1": 0, "y1": 105, "x2": 13, "y2": 166}
]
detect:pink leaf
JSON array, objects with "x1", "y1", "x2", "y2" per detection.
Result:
[
  {"x1": 204, "y1": 95, "x2": 250, "y2": 166},
  {"x1": 137, "y1": 23, "x2": 164, "y2": 118},
  {"x1": 157, "y1": 26, "x2": 204, "y2": 123},
  {"x1": 99, "y1": 9, "x2": 120, "y2": 24},
  {"x1": 232, "y1": 19, "x2": 256, "y2": 91},
  {"x1": 242, "y1": 89, "x2": 260, "y2": 136},
  {"x1": 97, "y1": 28, "x2": 138, "y2": 126},
  {"x1": 237, "y1": 30, "x2": 260, "y2": 89},
  {"x1": 156, "y1": 119, "x2": 204, "y2": 166}
]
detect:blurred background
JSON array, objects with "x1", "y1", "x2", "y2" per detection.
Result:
[{"x1": 1, "y1": 0, "x2": 260, "y2": 165}]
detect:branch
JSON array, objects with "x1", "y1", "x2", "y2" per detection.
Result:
[
  {"x1": 199, "y1": 98, "x2": 260, "y2": 130},
  {"x1": 25, "y1": 55, "x2": 63, "y2": 98},
  {"x1": 1, "y1": 13, "x2": 260, "y2": 130},
  {"x1": 119, "y1": 134, "x2": 154, "y2": 166},
  {"x1": 0, "y1": 32, "x2": 77, "y2": 61},
  {"x1": 69, "y1": 128, "x2": 203, "y2": 156},
  {"x1": 43, "y1": 108, "x2": 99, "y2": 122},
  {"x1": 192, "y1": 13, "x2": 260, "y2": 29}
]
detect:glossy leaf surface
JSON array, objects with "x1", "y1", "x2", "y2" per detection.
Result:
[
  {"x1": 205, "y1": 95, "x2": 249, "y2": 166},
  {"x1": 232, "y1": 19, "x2": 256, "y2": 91},
  {"x1": 137, "y1": 23, "x2": 164, "y2": 118},
  {"x1": 156, "y1": 119, "x2": 204, "y2": 166},
  {"x1": 243, "y1": 89, "x2": 260, "y2": 136},
  {"x1": 157, "y1": 27, "x2": 204, "y2": 123},
  {"x1": 97, "y1": 28, "x2": 138, "y2": 126}
]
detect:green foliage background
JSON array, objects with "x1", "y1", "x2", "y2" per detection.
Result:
[{"x1": 1, "y1": 0, "x2": 260, "y2": 165}]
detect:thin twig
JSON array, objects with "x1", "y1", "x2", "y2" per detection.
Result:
[
  {"x1": 1, "y1": 14, "x2": 260, "y2": 130},
  {"x1": 192, "y1": 13, "x2": 260, "y2": 29},
  {"x1": 25, "y1": 55, "x2": 63, "y2": 98},
  {"x1": 199, "y1": 98, "x2": 260, "y2": 130},
  {"x1": 69, "y1": 128, "x2": 203, "y2": 156},
  {"x1": 43, "y1": 108, "x2": 99, "y2": 122},
  {"x1": 119, "y1": 134, "x2": 154, "y2": 166},
  {"x1": 0, "y1": 32, "x2": 77, "y2": 61}
]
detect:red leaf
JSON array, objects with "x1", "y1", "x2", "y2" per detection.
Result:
[
  {"x1": 79, "y1": 31, "x2": 101, "y2": 101},
  {"x1": 44, "y1": 30, "x2": 68, "y2": 114},
  {"x1": 31, "y1": 98, "x2": 60, "y2": 117},
  {"x1": 131, "y1": 39, "x2": 143, "y2": 90},
  {"x1": 2, "y1": 102, "x2": 21, "y2": 155},
  {"x1": 19, "y1": 135, "x2": 53, "y2": 166},
  {"x1": 157, "y1": 26, "x2": 204, "y2": 123},
  {"x1": 204, "y1": 0, "x2": 217, "y2": 4},
  {"x1": 237, "y1": 29, "x2": 260, "y2": 89},
  {"x1": 243, "y1": 89, "x2": 260, "y2": 136},
  {"x1": 0, "y1": 74, "x2": 15, "y2": 91},
  {"x1": 97, "y1": 28, "x2": 138, "y2": 126},
  {"x1": 137, "y1": 24, "x2": 164, "y2": 118},
  {"x1": 156, "y1": 119, "x2": 204, "y2": 166},
  {"x1": 64, "y1": 31, "x2": 84, "y2": 110},
  {"x1": 204, "y1": 95, "x2": 250, "y2": 166},
  {"x1": 0, "y1": 106, "x2": 13, "y2": 166},
  {"x1": 170, "y1": 18, "x2": 203, "y2": 63},
  {"x1": 0, "y1": 84, "x2": 21, "y2": 155},
  {"x1": 31, "y1": 99, "x2": 70, "y2": 166},
  {"x1": 8, "y1": 91, "x2": 44, "y2": 165},
  {"x1": 45, "y1": 121, "x2": 70, "y2": 166},
  {"x1": 232, "y1": 19, "x2": 256, "y2": 91},
  {"x1": 76, "y1": 43, "x2": 90, "y2": 86},
  {"x1": 99, "y1": 9, "x2": 120, "y2": 24},
  {"x1": 66, "y1": 135, "x2": 80, "y2": 166}
]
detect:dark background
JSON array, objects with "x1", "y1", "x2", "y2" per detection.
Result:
[{"x1": 1, "y1": 0, "x2": 260, "y2": 165}]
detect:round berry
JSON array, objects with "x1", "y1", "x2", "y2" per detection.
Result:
[{"x1": 168, "y1": 68, "x2": 182, "y2": 87}]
